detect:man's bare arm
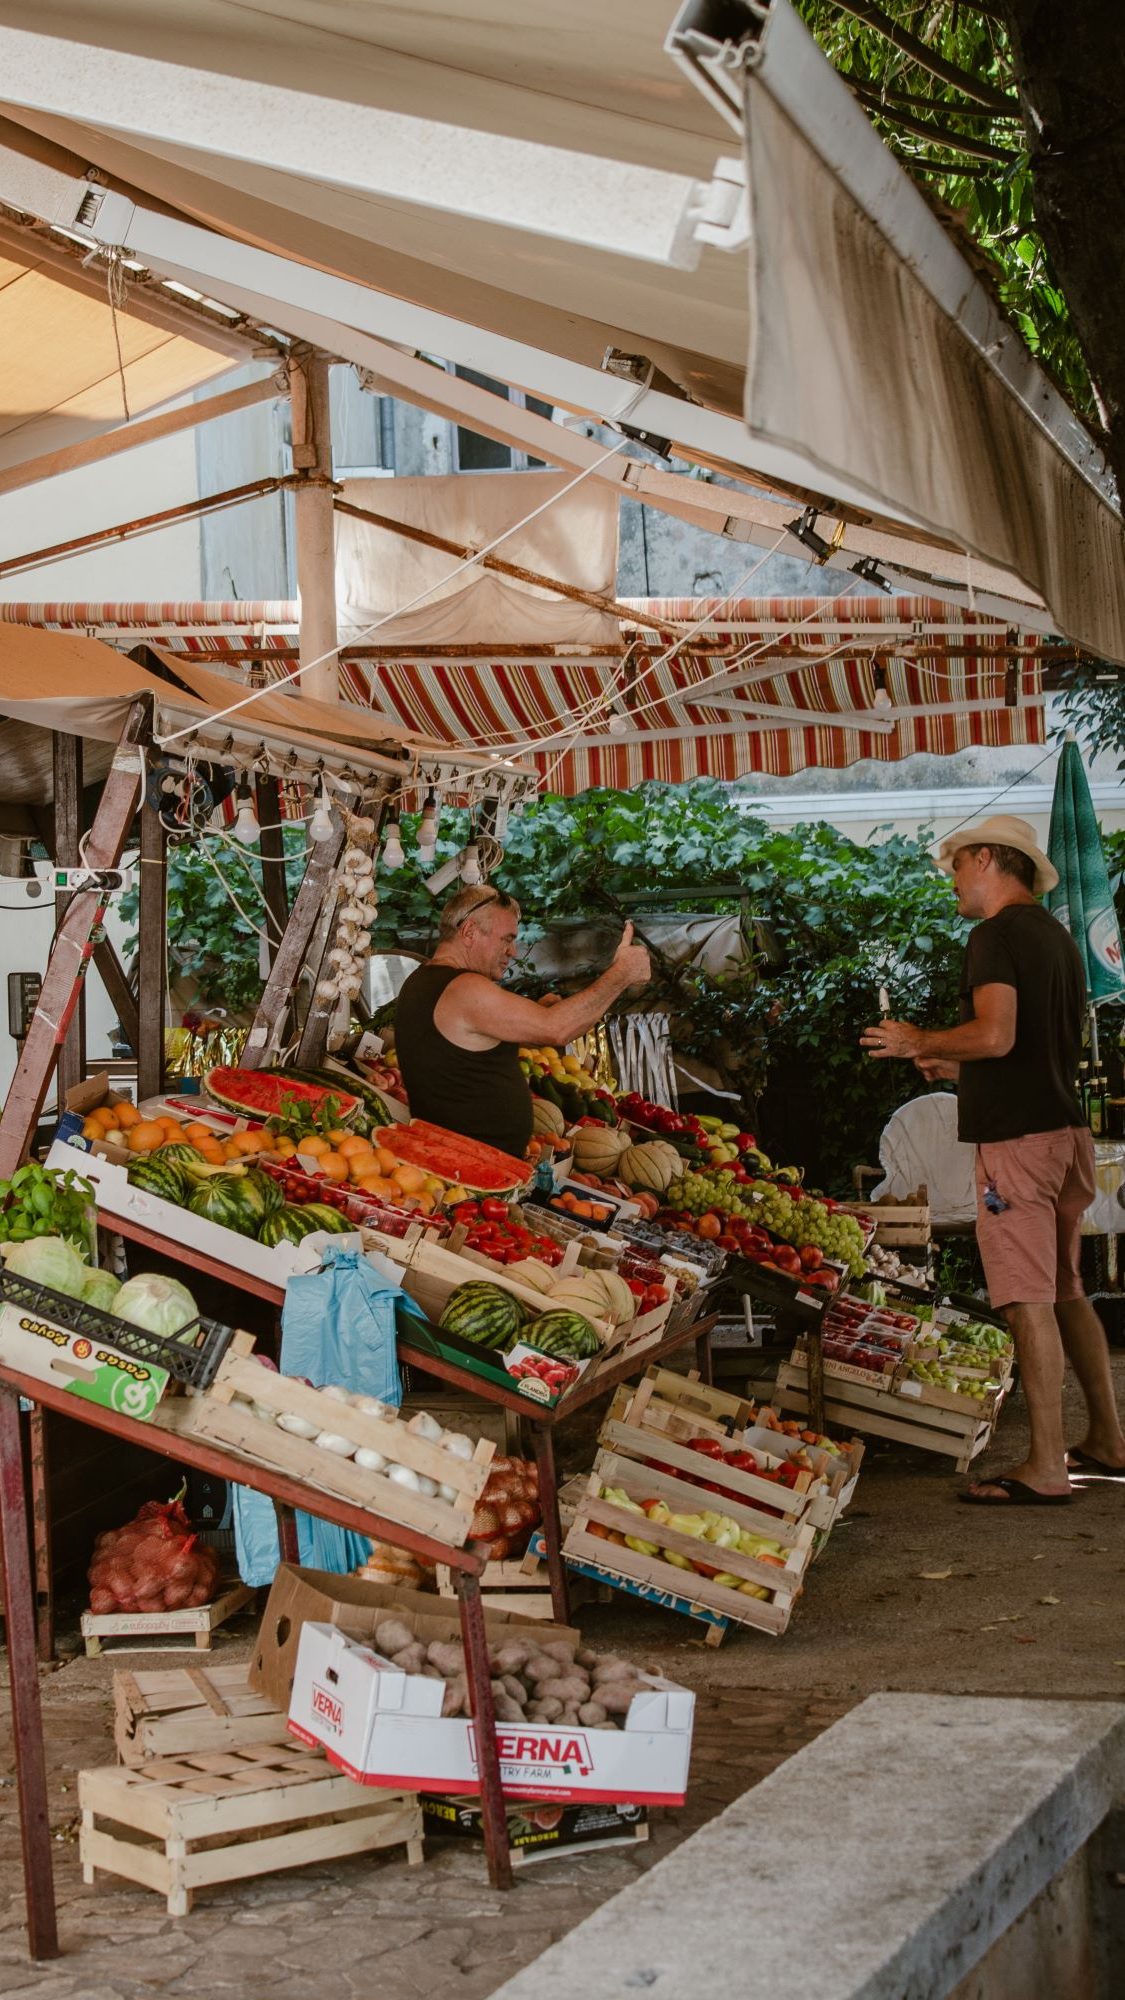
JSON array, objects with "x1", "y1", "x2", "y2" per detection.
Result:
[
  {"x1": 439, "y1": 925, "x2": 650, "y2": 1048},
  {"x1": 860, "y1": 984, "x2": 1016, "y2": 1063}
]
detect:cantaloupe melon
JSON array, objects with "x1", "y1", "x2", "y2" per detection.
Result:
[
  {"x1": 618, "y1": 1140, "x2": 682, "y2": 1194},
  {"x1": 531, "y1": 1097, "x2": 567, "y2": 1139},
  {"x1": 572, "y1": 1126, "x2": 631, "y2": 1175}
]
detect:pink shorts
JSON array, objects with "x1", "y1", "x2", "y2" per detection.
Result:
[{"x1": 974, "y1": 1127, "x2": 1095, "y2": 1310}]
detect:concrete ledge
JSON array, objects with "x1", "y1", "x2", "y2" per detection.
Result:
[{"x1": 490, "y1": 1695, "x2": 1125, "y2": 2000}]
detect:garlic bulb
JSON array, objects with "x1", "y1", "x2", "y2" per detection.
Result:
[
  {"x1": 249, "y1": 1401, "x2": 277, "y2": 1425},
  {"x1": 277, "y1": 1411, "x2": 318, "y2": 1440},
  {"x1": 355, "y1": 1446, "x2": 387, "y2": 1473},
  {"x1": 316, "y1": 978, "x2": 340, "y2": 1003},
  {"x1": 407, "y1": 1411, "x2": 443, "y2": 1443},
  {"x1": 437, "y1": 1482, "x2": 458, "y2": 1504},
  {"x1": 314, "y1": 1431, "x2": 357, "y2": 1457},
  {"x1": 416, "y1": 1474, "x2": 438, "y2": 1498},
  {"x1": 385, "y1": 1463, "x2": 422, "y2": 1492},
  {"x1": 354, "y1": 1395, "x2": 391, "y2": 1419},
  {"x1": 440, "y1": 1431, "x2": 474, "y2": 1460},
  {"x1": 321, "y1": 1383, "x2": 352, "y2": 1403}
]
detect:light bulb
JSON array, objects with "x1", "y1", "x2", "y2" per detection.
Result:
[
  {"x1": 417, "y1": 790, "x2": 439, "y2": 863},
  {"x1": 381, "y1": 821, "x2": 405, "y2": 871},
  {"x1": 231, "y1": 792, "x2": 260, "y2": 845},
  {"x1": 309, "y1": 786, "x2": 335, "y2": 843},
  {"x1": 460, "y1": 842, "x2": 482, "y2": 886},
  {"x1": 873, "y1": 686, "x2": 892, "y2": 711},
  {"x1": 607, "y1": 712, "x2": 630, "y2": 736}
]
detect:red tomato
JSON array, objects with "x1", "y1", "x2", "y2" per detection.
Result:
[{"x1": 479, "y1": 1199, "x2": 509, "y2": 1223}]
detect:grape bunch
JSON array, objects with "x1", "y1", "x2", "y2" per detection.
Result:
[{"x1": 667, "y1": 1171, "x2": 867, "y2": 1276}]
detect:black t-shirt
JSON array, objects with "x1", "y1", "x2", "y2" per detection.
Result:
[
  {"x1": 956, "y1": 903, "x2": 1086, "y2": 1143},
  {"x1": 394, "y1": 963, "x2": 533, "y2": 1160}
]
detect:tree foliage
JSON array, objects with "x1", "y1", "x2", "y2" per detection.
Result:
[{"x1": 795, "y1": 1, "x2": 1096, "y2": 424}]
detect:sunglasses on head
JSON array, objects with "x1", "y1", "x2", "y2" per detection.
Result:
[{"x1": 452, "y1": 887, "x2": 517, "y2": 927}]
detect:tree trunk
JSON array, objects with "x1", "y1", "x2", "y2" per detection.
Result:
[{"x1": 999, "y1": 1, "x2": 1125, "y2": 495}]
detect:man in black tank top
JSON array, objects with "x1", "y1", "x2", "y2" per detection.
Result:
[{"x1": 396, "y1": 884, "x2": 650, "y2": 1160}]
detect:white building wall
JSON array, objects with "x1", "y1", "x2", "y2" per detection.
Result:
[{"x1": 0, "y1": 427, "x2": 204, "y2": 600}]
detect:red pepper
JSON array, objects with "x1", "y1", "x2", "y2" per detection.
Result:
[{"x1": 451, "y1": 1201, "x2": 481, "y2": 1223}]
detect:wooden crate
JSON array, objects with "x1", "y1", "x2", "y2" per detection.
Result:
[
  {"x1": 434, "y1": 1554, "x2": 554, "y2": 1620},
  {"x1": 563, "y1": 1461, "x2": 815, "y2": 1643},
  {"x1": 114, "y1": 1664, "x2": 285, "y2": 1767},
  {"x1": 81, "y1": 1584, "x2": 256, "y2": 1658},
  {"x1": 180, "y1": 1334, "x2": 494, "y2": 1549},
  {"x1": 80, "y1": 1747, "x2": 424, "y2": 1915},
  {"x1": 598, "y1": 1373, "x2": 861, "y2": 1538},
  {"x1": 774, "y1": 1360, "x2": 995, "y2": 1471},
  {"x1": 838, "y1": 1198, "x2": 930, "y2": 1248}
]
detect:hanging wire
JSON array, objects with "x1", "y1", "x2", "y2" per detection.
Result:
[{"x1": 106, "y1": 250, "x2": 132, "y2": 424}]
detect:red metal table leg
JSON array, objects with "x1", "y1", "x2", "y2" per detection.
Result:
[
  {"x1": 533, "y1": 1425, "x2": 570, "y2": 1625},
  {"x1": 30, "y1": 1409, "x2": 53, "y2": 1662},
  {"x1": 273, "y1": 1501, "x2": 300, "y2": 1564},
  {"x1": 0, "y1": 1391, "x2": 59, "y2": 1959},
  {"x1": 456, "y1": 1570, "x2": 512, "y2": 1890}
]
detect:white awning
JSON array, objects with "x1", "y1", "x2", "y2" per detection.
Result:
[{"x1": 0, "y1": 1, "x2": 1118, "y2": 658}]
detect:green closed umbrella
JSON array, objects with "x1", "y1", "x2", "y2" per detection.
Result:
[{"x1": 1046, "y1": 732, "x2": 1125, "y2": 1006}]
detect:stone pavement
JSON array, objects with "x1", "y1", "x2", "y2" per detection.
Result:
[{"x1": 0, "y1": 1640, "x2": 850, "y2": 2000}]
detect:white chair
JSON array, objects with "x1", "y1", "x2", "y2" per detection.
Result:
[{"x1": 865, "y1": 1090, "x2": 977, "y2": 1228}]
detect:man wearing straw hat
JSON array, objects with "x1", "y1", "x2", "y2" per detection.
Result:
[{"x1": 861, "y1": 815, "x2": 1125, "y2": 1505}]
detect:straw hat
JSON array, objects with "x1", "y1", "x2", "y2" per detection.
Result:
[{"x1": 935, "y1": 814, "x2": 1058, "y2": 896}]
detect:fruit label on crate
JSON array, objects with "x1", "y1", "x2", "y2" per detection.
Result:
[
  {"x1": 468, "y1": 1723, "x2": 596, "y2": 1784},
  {"x1": 0, "y1": 1303, "x2": 168, "y2": 1419},
  {"x1": 933, "y1": 1307, "x2": 971, "y2": 1329}
]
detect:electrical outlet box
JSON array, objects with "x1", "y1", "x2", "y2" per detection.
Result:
[{"x1": 52, "y1": 867, "x2": 134, "y2": 895}]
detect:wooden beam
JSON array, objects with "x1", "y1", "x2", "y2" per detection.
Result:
[
  {"x1": 0, "y1": 374, "x2": 284, "y2": 498},
  {"x1": 0, "y1": 1391, "x2": 58, "y2": 1958},
  {"x1": 50, "y1": 733, "x2": 84, "y2": 1103},
  {"x1": 241, "y1": 819, "x2": 346, "y2": 1070},
  {"x1": 0, "y1": 478, "x2": 285, "y2": 582},
  {"x1": 295, "y1": 805, "x2": 376, "y2": 1068},
  {"x1": 254, "y1": 775, "x2": 290, "y2": 969},
  {"x1": 91, "y1": 937, "x2": 139, "y2": 1057},
  {"x1": 0, "y1": 699, "x2": 150, "y2": 1176},
  {"x1": 136, "y1": 801, "x2": 167, "y2": 1102}
]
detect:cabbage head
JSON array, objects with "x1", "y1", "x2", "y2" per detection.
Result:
[
  {"x1": 3, "y1": 1236, "x2": 88, "y2": 1298},
  {"x1": 80, "y1": 1268, "x2": 123, "y2": 1313},
  {"x1": 112, "y1": 1273, "x2": 200, "y2": 1342}
]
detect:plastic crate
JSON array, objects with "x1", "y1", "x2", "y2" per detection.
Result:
[{"x1": 0, "y1": 1269, "x2": 234, "y2": 1389}]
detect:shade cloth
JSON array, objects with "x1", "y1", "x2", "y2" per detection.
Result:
[
  {"x1": 0, "y1": 206, "x2": 247, "y2": 472},
  {"x1": 335, "y1": 471, "x2": 620, "y2": 648},
  {"x1": 0, "y1": 1, "x2": 1116, "y2": 661},
  {"x1": 1046, "y1": 735, "x2": 1125, "y2": 1005},
  {"x1": 739, "y1": 10, "x2": 1125, "y2": 667}
]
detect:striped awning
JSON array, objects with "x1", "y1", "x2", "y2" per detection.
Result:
[
  {"x1": 2, "y1": 594, "x2": 1052, "y2": 792},
  {"x1": 341, "y1": 594, "x2": 1049, "y2": 790}
]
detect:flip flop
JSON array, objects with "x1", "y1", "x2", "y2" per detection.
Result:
[
  {"x1": 1066, "y1": 1448, "x2": 1125, "y2": 1480},
  {"x1": 959, "y1": 1476, "x2": 1073, "y2": 1508}
]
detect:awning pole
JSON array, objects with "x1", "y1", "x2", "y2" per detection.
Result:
[{"x1": 289, "y1": 349, "x2": 339, "y2": 703}]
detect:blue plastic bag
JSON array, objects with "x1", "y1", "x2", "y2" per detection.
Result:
[{"x1": 233, "y1": 1243, "x2": 405, "y2": 1584}]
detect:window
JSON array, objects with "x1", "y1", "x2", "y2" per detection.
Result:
[
  {"x1": 450, "y1": 365, "x2": 554, "y2": 472},
  {"x1": 331, "y1": 365, "x2": 395, "y2": 476}
]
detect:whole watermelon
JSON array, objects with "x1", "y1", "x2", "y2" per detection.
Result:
[
  {"x1": 187, "y1": 1175, "x2": 261, "y2": 1236},
  {"x1": 259, "y1": 1204, "x2": 322, "y2": 1247},
  {"x1": 127, "y1": 1156, "x2": 189, "y2": 1205},
  {"x1": 520, "y1": 1310, "x2": 601, "y2": 1360},
  {"x1": 243, "y1": 1167, "x2": 285, "y2": 1217},
  {"x1": 153, "y1": 1143, "x2": 214, "y2": 1183},
  {"x1": 298, "y1": 1202, "x2": 352, "y2": 1234},
  {"x1": 440, "y1": 1281, "x2": 526, "y2": 1350}
]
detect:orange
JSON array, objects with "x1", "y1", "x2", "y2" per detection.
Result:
[
  {"x1": 114, "y1": 1102, "x2": 141, "y2": 1131},
  {"x1": 325, "y1": 1128, "x2": 349, "y2": 1146},
  {"x1": 338, "y1": 1134, "x2": 373, "y2": 1160},
  {"x1": 158, "y1": 1115, "x2": 183, "y2": 1135},
  {"x1": 128, "y1": 1120, "x2": 168, "y2": 1153},
  {"x1": 355, "y1": 1173, "x2": 397, "y2": 1198},
  {"x1": 92, "y1": 1106, "x2": 121, "y2": 1132},
  {"x1": 391, "y1": 1163, "x2": 426, "y2": 1194},
  {"x1": 183, "y1": 1121, "x2": 214, "y2": 1144},
  {"x1": 300, "y1": 1134, "x2": 330, "y2": 1157},
  {"x1": 229, "y1": 1131, "x2": 262, "y2": 1156},
  {"x1": 195, "y1": 1137, "x2": 225, "y2": 1163},
  {"x1": 81, "y1": 1116, "x2": 104, "y2": 1140},
  {"x1": 374, "y1": 1146, "x2": 399, "y2": 1176},
  {"x1": 317, "y1": 1152, "x2": 348, "y2": 1183}
]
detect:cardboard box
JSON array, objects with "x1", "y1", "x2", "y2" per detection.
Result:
[
  {"x1": 46, "y1": 1137, "x2": 310, "y2": 1289},
  {"x1": 249, "y1": 1563, "x2": 563, "y2": 1712},
  {"x1": 0, "y1": 1295, "x2": 169, "y2": 1418},
  {"x1": 288, "y1": 1620, "x2": 695, "y2": 1805},
  {"x1": 421, "y1": 1794, "x2": 648, "y2": 1866}
]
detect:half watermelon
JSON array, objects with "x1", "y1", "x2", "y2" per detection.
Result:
[
  {"x1": 204, "y1": 1067, "x2": 360, "y2": 1126},
  {"x1": 378, "y1": 1119, "x2": 531, "y2": 1194}
]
